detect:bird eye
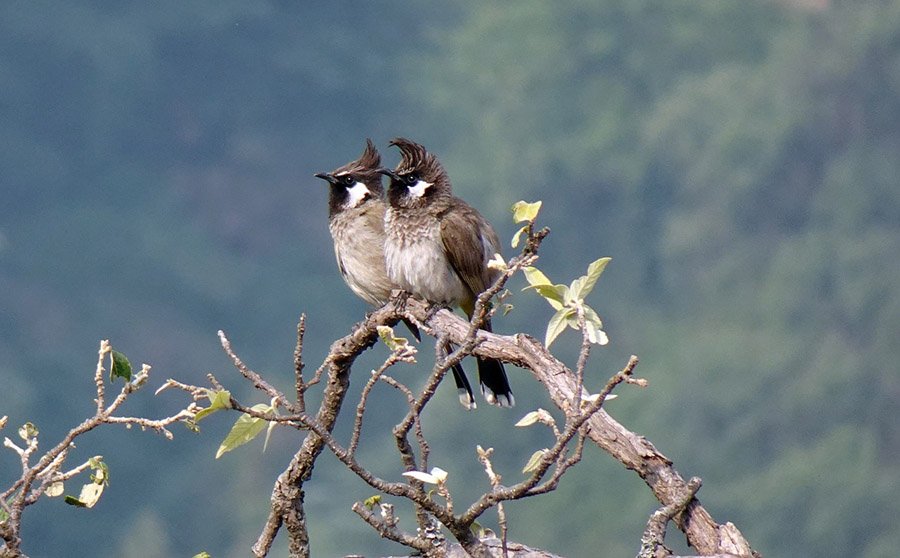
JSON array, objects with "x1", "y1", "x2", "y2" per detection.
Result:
[
  {"x1": 342, "y1": 175, "x2": 355, "y2": 186},
  {"x1": 405, "y1": 174, "x2": 418, "y2": 185}
]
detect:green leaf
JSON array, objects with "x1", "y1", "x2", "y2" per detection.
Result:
[
  {"x1": 88, "y1": 457, "x2": 109, "y2": 485},
  {"x1": 584, "y1": 320, "x2": 598, "y2": 344},
  {"x1": 377, "y1": 325, "x2": 409, "y2": 352},
  {"x1": 522, "y1": 267, "x2": 568, "y2": 310},
  {"x1": 215, "y1": 404, "x2": 271, "y2": 459},
  {"x1": 192, "y1": 553, "x2": 212, "y2": 558},
  {"x1": 209, "y1": 389, "x2": 232, "y2": 409},
  {"x1": 64, "y1": 495, "x2": 87, "y2": 507},
  {"x1": 568, "y1": 277, "x2": 585, "y2": 303},
  {"x1": 578, "y1": 304, "x2": 610, "y2": 344},
  {"x1": 584, "y1": 319, "x2": 610, "y2": 346},
  {"x1": 193, "y1": 407, "x2": 217, "y2": 423},
  {"x1": 522, "y1": 449, "x2": 549, "y2": 474},
  {"x1": 546, "y1": 307, "x2": 575, "y2": 347},
  {"x1": 516, "y1": 410, "x2": 542, "y2": 427},
  {"x1": 524, "y1": 284, "x2": 567, "y2": 310},
  {"x1": 78, "y1": 482, "x2": 104, "y2": 508},
  {"x1": 511, "y1": 200, "x2": 542, "y2": 223},
  {"x1": 64, "y1": 481, "x2": 104, "y2": 508},
  {"x1": 363, "y1": 495, "x2": 382, "y2": 510},
  {"x1": 571, "y1": 257, "x2": 611, "y2": 300},
  {"x1": 522, "y1": 266, "x2": 553, "y2": 287},
  {"x1": 194, "y1": 389, "x2": 232, "y2": 422},
  {"x1": 597, "y1": 329, "x2": 609, "y2": 346},
  {"x1": 582, "y1": 305, "x2": 604, "y2": 329},
  {"x1": 511, "y1": 225, "x2": 528, "y2": 248},
  {"x1": 109, "y1": 350, "x2": 132, "y2": 383},
  {"x1": 182, "y1": 418, "x2": 200, "y2": 433},
  {"x1": 18, "y1": 422, "x2": 38, "y2": 440},
  {"x1": 46, "y1": 481, "x2": 64, "y2": 497}
]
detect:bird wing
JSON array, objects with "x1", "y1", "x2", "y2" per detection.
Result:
[{"x1": 440, "y1": 201, "x2": 502, "y2": 305}]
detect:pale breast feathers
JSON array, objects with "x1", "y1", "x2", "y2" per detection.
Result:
[{"x1": 330, "y1": 204, "x2": 393, "y2": 306}]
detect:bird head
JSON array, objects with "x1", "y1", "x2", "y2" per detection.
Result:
[
  {"x1": 314, "y1": 138, "x2": 384, "y2": 217},
  {"x1": 379, "y1": 138, "x2": 450, "y2": 208}
]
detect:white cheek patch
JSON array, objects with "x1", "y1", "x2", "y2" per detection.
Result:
[
  {"x1": 346, "y1": 181, "x2": 371, "y2": 208},
  {"x1": 407, "y1": 179, "x2": 432, "y2": 198}
]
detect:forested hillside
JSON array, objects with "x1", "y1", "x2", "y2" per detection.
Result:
[{"x1": 1, "y1": 2, "x2": 897, "y2": 556}]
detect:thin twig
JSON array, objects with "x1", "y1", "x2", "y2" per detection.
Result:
[
  {"x1": 476, "y1": 446, "x2": 509, "y2": 558},
  {"x1": 351, "y1": 502, "x2": 431, "y2": 553},
  {"x1": 94, "y1": 340, "x2": 111, "y2": 413},
  {"x1": 2, "y1": 341, "x2": 192, "y2": 556},
  {"x1": 294, "y1": 314, "x2": 307, "y2": 413},
  {"x1": 378, "y1": 373, "x2": 430, "y2": 472},
  {"x1": 349, "y1": 353, "x2": 402, "y2": 457},
  {"x1": 571, "y1": 310, "x2": 591, "y2": 417},
  {"x1": 218, "y1": 330, "x2": 291, "y2": 410},
  {"x1": 458, "y1": 356, "x2": 640, "y2": 526}
]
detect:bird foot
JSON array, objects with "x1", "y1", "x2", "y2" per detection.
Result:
[
  {"x1": 390, "y1": 289, "x2": 411, "y2": 313},
  {"x1": 424, "y1": 302, "x2": 451, "y2": 323}
]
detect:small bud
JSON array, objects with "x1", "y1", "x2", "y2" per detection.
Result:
[
  {"x1": 515, "y1": 408, "x2": 555, "y2": 428},
  {"x1": 522, "y1": 449, "x2": 549, "y2": 474}
]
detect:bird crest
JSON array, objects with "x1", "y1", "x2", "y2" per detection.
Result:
[
  {"x1": 389, "y1": 137, "x2": 444, "y2": 177},
  {"x1": 335, "y1": 138, "x2": 381, "y2": 177},
  {"x1": 356, "y1": 138, "x2": 380, "y2": 171}
]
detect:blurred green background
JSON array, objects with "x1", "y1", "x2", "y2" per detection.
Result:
[{"x1": 2, "y1": 1, "x2": 898, "y2": 556}]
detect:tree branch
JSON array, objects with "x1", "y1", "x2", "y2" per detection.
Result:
[
  {"x1": 2, "y1": 341, "x2": 190, "y2": 557},
  {"x1": 397, "y1": 298, "x2": 759, "y2": 558},
  {"x1": 248, "y1": 309, "x2": 411, "y2": 557}
]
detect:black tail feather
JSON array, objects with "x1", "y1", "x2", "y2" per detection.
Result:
[
  {"x1": 475, "y1": 318, "x2": 514, "y2": 407},
  {"x1": 450, "y1": 362, "x2": 476, "y2": 410},
  {"x1": 400, "y1": 318, "x2": 421, "y2": 342},
  {"x1": 477, "y1": 357, "x2": 514, "y2": 407}
]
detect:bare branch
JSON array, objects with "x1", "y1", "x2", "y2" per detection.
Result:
[
  {"x1": 94, "y1": 339, "x2": 111, "y2": 413},
  {"x1": 395, "y1": 299, "x2": 758, "y2": 557},
  {"x1": 476, "y1": 446, "x2": 509, "y2": 557},
  {"x1": 219, "y1": 330, "x2": 293, "y2": 411},
  {"x1": 2, "y1": 341, "x2": 191, "y2": 557},
  {"x1": 571, "y1": 310, "x2": 591, "y2": 416},
  {"x1": 151, "y1": 213, "x2": 755, "y2": 558},
  {"x1": 294, "y1": 314, "x2": 307, "y2": 413},
  {"x1": 638, "y1": 477, "x2": 702, "y2": 558},
  {"x1": 351, "y1": 502, "x2": 431, "y2": 554},
  {"x1": 349, "y1": 352, "x2": 404, "y2": 457},
  {"x1": 251, "y1": 310, "x2": 387, "y2": 557}
]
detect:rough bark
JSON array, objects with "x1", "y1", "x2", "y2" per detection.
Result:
[{"x1": 396, "y1": 298, "x2": 759, "y2": 558}]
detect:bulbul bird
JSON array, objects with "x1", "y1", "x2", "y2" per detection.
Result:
[
  {"x1": 314, "y1": 139, "x2": 396, "y2": 308},
  {"x1": 313, "y1": 140, "x2": 423, "y2": 343},
  {"x1": 380, "y1": 138, "x2": 514, "y2": 408}
]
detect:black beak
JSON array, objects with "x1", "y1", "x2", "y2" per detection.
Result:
[
  {"x1": 377, "y1": 168, "x2": 401, "y2": 181},
  {"x1": 314, "y1": 172, "x2": 337, "y2": 184}
]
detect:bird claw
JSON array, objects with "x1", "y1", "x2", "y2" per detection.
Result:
[
  {"x1": 424, "y1": 302, "x2": 451, "y2": 323},
  {"x1": 390, "y1": 289, "x2": 410, "y2": 313}
]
